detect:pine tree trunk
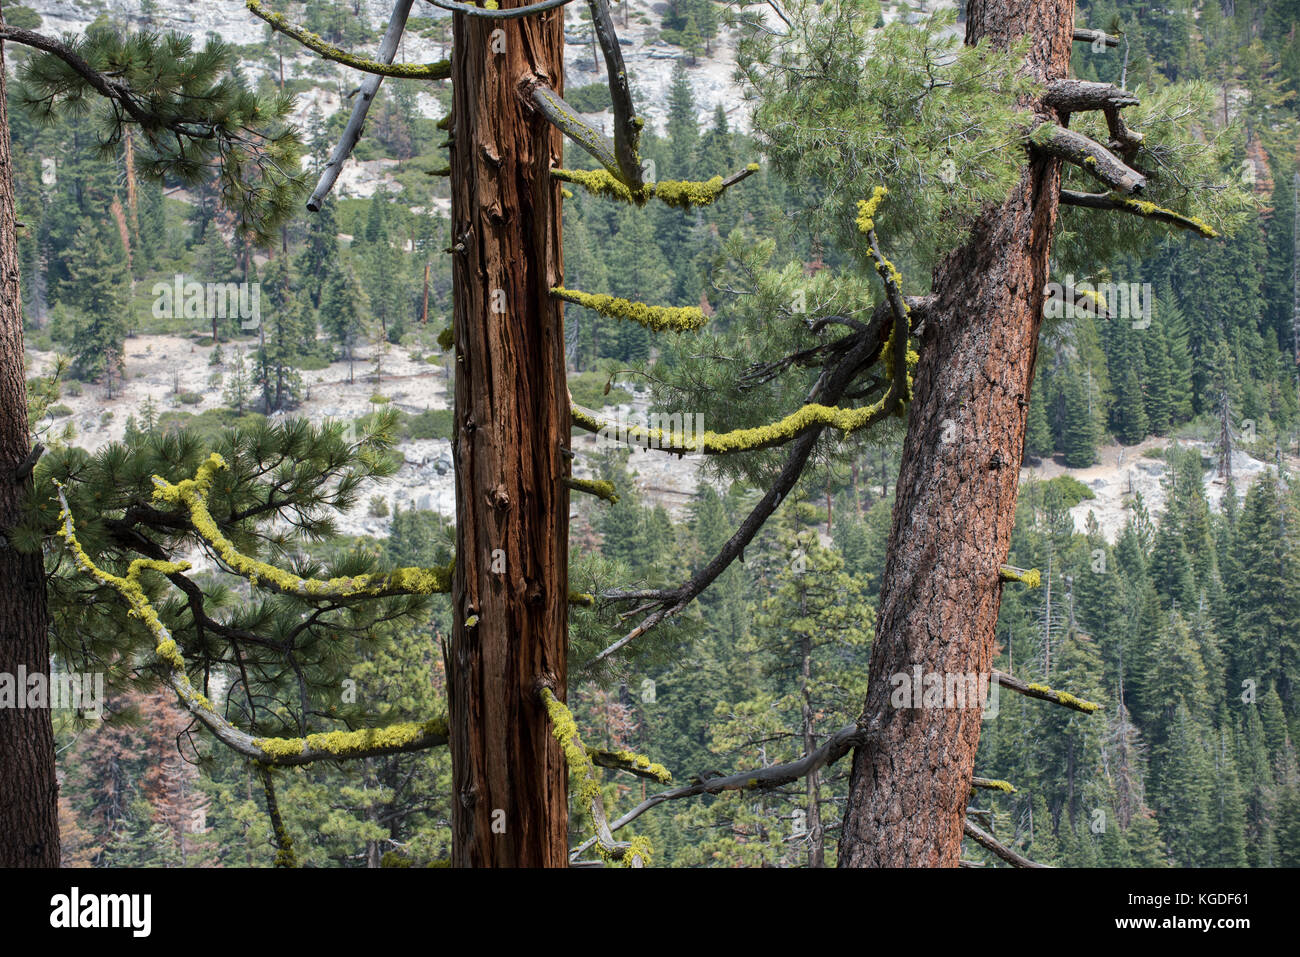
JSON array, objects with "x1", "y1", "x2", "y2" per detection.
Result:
[
  {"x1": 0, "y1": 23, "x2": 60, "y2": 868},
  {"x1": 447, "y1": 7, "x2": 570, "y2": 867},
  {"x1": 839, "y1": 0, "x2": 1074, "y2": 867}
]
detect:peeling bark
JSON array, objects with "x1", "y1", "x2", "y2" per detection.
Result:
[{"x1": 448, "y1": 4, "x2": 571, "y2": 867}]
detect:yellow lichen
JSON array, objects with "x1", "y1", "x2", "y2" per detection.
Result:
[
  {"x1": 541, "y1": 688, "x2": 658, "y2": 866},
  {"x1": 1025, "y1": 682, "x2": 1101, "y2": 713},
  {"x1": 1000, "y1": 566, "x2": 1042, "y2": 588},
  {"x1": 856, "y1": 185, "x2": 890, "y2": 234},
  {"x1": 552, "y1": 287, "x2": 707, "y2": 332},
  {"x1": 551, "y1": 168, "x2": 738, "y2": 209},
  {"x1": 254, "y1": 717, "x2": 450, "y2": 761},
  {"x1": 246, "y1": 1, "x2": 450, "y2": 79}
]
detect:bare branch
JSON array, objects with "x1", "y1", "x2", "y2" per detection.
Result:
[
  {"x1": 585, "y1": 0, "x2": 643, "y2": 190},
  {"x1": 571, "y1": 724, "x2": 867, "y2": 859},
  {"x1": 1072, "y1": 27, "x2": 1119, "y2": 48},
  {"x1": 307, "y1": 0, "x2": 417, "y2": 211},
  {"x1": 1030, "y1": 123, "x2": 1146, "y2": 194},
  {"x1": 964, "y1": 818, "x2": 1049, "y2": 868},
  {"x1": 1042, "y1": 79, "x2": 1138, "y2": 113}
]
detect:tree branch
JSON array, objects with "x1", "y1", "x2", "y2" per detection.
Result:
[
  {"x1": 1072, "y1": 27, "x2": 1119, "y2": 48},
  {"x1": 1059, "y1": 189, "x2": 1218, "y2": 238},
  {"x1": 964, "y1": 818, "x2": 1049, "y2": 868},
  {"x1": 993, "y1": 670, "x2": 1101, "y2": 714},
  {"x1": 52, "y1": 481, "x2": 450, "y2": 767},
  {"x1": 1030, "y1": 123, "x2": 1146, "y2": 194},
  {"x1": 529, "y1": 82, "x2": 623, "y2": 179},
  {"x1": 247, "y1": 1, "x2": 450, "y2": 78},
  {"x1": 585, "y1": 0, "x2": 643, "y2": 190},
  {"x1": 571, "y1": 724, "x2": 867, "y2": 859},
  {"x1": 1042, "y1": 79, "x2": 1138, "y2": 113},
  {"x1": 307, "y1": 0, "x2": 417, "y2": 211}
]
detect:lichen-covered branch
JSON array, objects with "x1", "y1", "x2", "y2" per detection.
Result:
[
  {"x1": 585, "y1": 194, "x2": 917, "y2": 669},
  {"x1": 151, "y1": 453, "x2": 453, "y2": 599},
  {"x1": 530, "y1": 83, "x2": 623, "y2": 181},
  {"x1": 1059, "y1": 189, "x2": 1218, "y2": 238},
  {"x1": 998, "y1": 565, "x2": 1042, "y2": 587},
  {"x1": 858, "y1": 187, "x2": 915, "y2": 407},
  {"x1": 307, "y1": 0, "x2": 417, "y2": 210},
  {"x1": 572, "y1": 397, "x2": 902, "y2": 457},
  {"x1": 964, "y1": 818, "x2": 1049, "y2": 868},
  {"x1": 540, "y1": 688, "x2": 651, "y2": 866},
  {"x1": 971, "y1": 776, "x2": 1017, "y2": 793},
  {"x1": 1029, "y1": 123, "x2": 1146, "y2": 194},
  {"x1": 247, "y1": 1, "x2": 450, "y2": 78},
  {"x1": 258, "y1": 764, "x2": 298, "y2": 867},
  {"x1": 552, "y1": 164, "x2": 759, "y2": 208},
  {"x1": 563, "y1": 476, "x2": 619, "y2": 503},
  {"x1": 587, "y1": 748, "x2": 672, "y2": 784},
  {"x1": 52, "y1": 481, "x2": 451, "y2": 766},
  {"x1": 551, "y1": 286, "x2": 708, "y2": 332},
  {"x1": 993, "y1": 670, "x2": 1101, "y2": 714}
]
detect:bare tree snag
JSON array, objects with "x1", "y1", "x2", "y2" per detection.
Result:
[
  {"x1": 840, "y1": 0, "x2": 1076, "y2": 868},
  {"x1": 0, "y1": 16, "x2": 60, "y2": 868},
  {"x1": 447, "y1": 3, "x2": 571, "y2": 867}
]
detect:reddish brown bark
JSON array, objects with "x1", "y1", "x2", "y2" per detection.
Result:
[
  {"x1": 0, "y1": 18, "x2": 60, "y2": 867},
  {"x1": 447, "y1": 6, "x2": 570, "y2": 867},
  {"x1": 839, "y1": 0, "x2": 1075, "y2": 867}
]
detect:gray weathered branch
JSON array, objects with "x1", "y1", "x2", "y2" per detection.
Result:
[
  {"x1": 1042, "y1": 79, "x2": 1138, "y2": 113},
  {"x1": 1072, "y1": 27, "x2": 1119, "y2": 48},
  {"x1": 586, "y1": 0, "x2": 643, "y2": 190},
  {"x1": 308, "y1": 0, "x2": 416, "y2": 211},
  {"x1": 964, "y1": 818, "x2": 1049, "y2": 868},
  {"x1": 529, "y1": 82, "x2": 621, "y2": 178},
  {"x1": 1030, "y1": 123, "x2": 1146, "y2": 194}
]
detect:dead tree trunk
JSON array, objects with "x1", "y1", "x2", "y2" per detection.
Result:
[
  {"x1": 840, "y1": 0, "x2": 1074, "y2": 867},
  {"x1": 448, "y1": 6, "x2": 571, "y2": 867},
  {"x1": 0, "y1": 20, "x2": 60, "y2": 867}
]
